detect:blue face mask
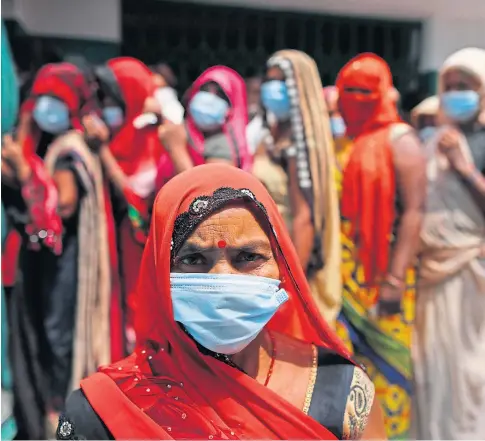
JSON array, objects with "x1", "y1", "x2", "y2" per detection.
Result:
[
  {"x1": 171, "y1": 273, "x2": 289, "y2": 355},
  {"x1": 419, "y1": 126, "x2": 437, "y2": 143},
  {"x1": 33, "y1": 95, "x2": 70, "y2": 134},
  {"x1": 441, "y1": 90, "x2": 480, "y2": 122},
  {"x1": 102, "y1": 106, "x2": 124, "y2": 130},
  {"x1": 261, "y1": 80, "x2": 291, "y2": 121},
  {"x1": 330, "y1": 116, "x2": 347, "y2": 138},
  {"x1": 189, "y1": 91, "x2": 229, "y2": 131}
]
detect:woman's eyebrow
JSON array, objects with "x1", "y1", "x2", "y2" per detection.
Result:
[
  {"x1": 177, "y1": 242, "x2": 211, "y2": 255},
  {"x1": 234, "y1": 240, "x2": 272, "y2": 252}
]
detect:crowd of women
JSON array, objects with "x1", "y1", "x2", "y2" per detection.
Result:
[{"x1": 2, "y1": 20, "x2": 484, "y2": 441}]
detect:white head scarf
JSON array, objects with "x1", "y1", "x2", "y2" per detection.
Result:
[{"x1": 439, "y1": 47, "x2": 485, "y2": 123}]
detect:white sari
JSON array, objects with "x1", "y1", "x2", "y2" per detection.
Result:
[{"x1": 413, "y1": 125, "x2": 485, "y2": 439}]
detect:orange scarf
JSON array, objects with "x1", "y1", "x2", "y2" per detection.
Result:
[{"x1": 337, "y1": 53, "x2": 401, "y2": 284}]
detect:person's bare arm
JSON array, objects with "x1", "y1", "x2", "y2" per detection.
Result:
[
  {"x1": 287, "y1": 157, "x2": 314, "y2": 271},
  {"x1": 170, "y1": 142, "x2": 196, "y2": 173},
  {"x1": 158, "y1": 121, "x2": 194, "y2": 174},
  {"x1": 98, "y1": 145, "x2": 130, "y2": 195},
  {"x1": 360, "y1": 399, "x2": 387, "y2": 440},
  {"x1": 389, "y1": 132, "x2": 426, "y2": 280},
  {"x1": 53, "y1": 169, "x2": 79, "y2": 219}
]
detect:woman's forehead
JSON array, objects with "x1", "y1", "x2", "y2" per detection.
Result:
[
  {"x1": 187, "y1": 207, "x2": 270, "y2": 245},
  {"x1": 443, "y1": 67, "x2": 482, "y2": 88}
]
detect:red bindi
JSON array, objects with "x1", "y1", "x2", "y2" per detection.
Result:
[{"x1": 217, "y1": 240, "x2": 227, "y2": 249}]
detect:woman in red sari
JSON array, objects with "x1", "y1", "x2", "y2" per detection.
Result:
[
  {"x1": 156, "y1": 66, "x2": 252, "y2": 183},
  {"x1": 93, "y1": 57, "x2": 166, "y2": 350},
  {"x1": 1, "y1": 63, "x2": 116, "y2": 438},
  {"x1": 57, "y1": 164, "x2": 386, "y2": 440}
]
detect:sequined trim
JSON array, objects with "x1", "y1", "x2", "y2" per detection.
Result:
[
  {"x1": 302, "y1": 344, "x2": 318, "y2": 415},
  {"x1": 171, "y1": 187, "x2": 267, "y2": 259},
  {"x1": 56, "y1": 413, "x2": 86, "y2": 440}
]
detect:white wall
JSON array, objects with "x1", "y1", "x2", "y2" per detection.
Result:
[
  {"x1": 1, "y1": 0, "x2": 121, "y2": 42},
  {"x1": 421, "y1": 16, "x2": 485, "y2": 71},
  {"x1": 185, "y1": 0, "x2": 485, "y2": 20}
]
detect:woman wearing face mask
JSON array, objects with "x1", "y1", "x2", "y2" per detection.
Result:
[
  {"x1": 413, "y1": 48, "x2": 485, "y2": 440},
  {"x1": 410, "y1": 95, "x2": 440, "y2": 145},
  {"x1": 93, "y1": 57, "x2": 167, "y2": 352},
  {"x1": 56, "y1": 164, "x2": 386, "y2": 440},
  {"x1": 253, "y1": 50, "x2": 342, "y2": 329},
  {"x1": 334, "y1": 53, "x2": 426, "y2": 440},
  {"x1": 1, "y1": 63, "x2": 113, "y2": 439},
  {"x1": 323, "y1": 86, "x2": 354, "y2": 196},
  {"x1": 157, "y1": 66, "x2": 252, "y2": 181}
]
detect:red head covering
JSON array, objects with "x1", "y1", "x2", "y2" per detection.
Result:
[
  {"x1": 107, "y1": 57, "x2": 163, "y2": 178},
  {"x1": 18, "y1": 63, "x2": 100, "y2": 254},
  {"x1": 185, "y1": 66, "x2": 252, "y2": 172},
  {"x1": 21, "y1": 62, "x2": 99, "y2": 155},
  {"x1": 81, "y1": 164, "x2": 350, "y2": 440},
  {"x1": 336, "y1": 53, "x2": 402, "y2": 284}
]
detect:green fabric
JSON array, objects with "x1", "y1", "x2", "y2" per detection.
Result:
[{"x1": 1, "y1": 21, "x2": 19, "y2": 136}]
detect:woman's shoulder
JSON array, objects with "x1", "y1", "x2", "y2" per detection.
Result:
[
  {"x1": 308, "y1": 347, "x2": 375, "y2": 440},
  {"x1": 56, "y1": 389, "x2": 113, "y2": 440}
]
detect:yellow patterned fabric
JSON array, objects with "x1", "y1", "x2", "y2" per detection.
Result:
[{"x1": 335, "y1": 152, "x2": 415, "y2": 440}]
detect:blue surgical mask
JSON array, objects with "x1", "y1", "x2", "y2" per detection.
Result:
[
  {"x1": 189, "y1": 91, "x2": 229, "y2": 131},
  {"x1": 33, "y1": 95, "x2": 70, "y2": 134},
  {"x1": 330, "y1": 116, "x2": 347, "y2": 138},
  {"x1": 171, "y1": 273, "x2": 289, "y2": 355},
  {"x1": 261, "y1": 80, "x2": 291, "y2": 121},
  {"x1": 102, "y1": 106, "x2": 124, "y2": 130},
  {"x1": 441, "y1": 90, "x2": 480, "y2": 122},
  {"x1": 419, "y1": 126, "x2": 437, "y2": 143}
]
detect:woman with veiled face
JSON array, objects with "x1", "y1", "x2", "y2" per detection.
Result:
[{"x1": 57, "y1": 164, "x2": 386, "y2": 440}]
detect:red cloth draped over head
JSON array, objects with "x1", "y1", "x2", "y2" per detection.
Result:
[
  {"x1": 185, "y1": 66, "x2": 252, "y2": 172},
  {"x1": 81, "y1": 164, "x2": 351, "y2": 440},
  {"x1": 107, "y1": 57, "x2": 163, "y2": 179},
  {"x1": 336, "y1": 53, "x2": 401, "y2": 284},
  {"x1": 21, "y1": 62, "x2": 100, "y2": 156},
  {"x1": 17, "y1": 63, "x2": 101, "y2": 255}
]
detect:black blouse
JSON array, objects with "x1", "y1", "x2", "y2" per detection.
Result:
[{"x1": 56, "y1": 348, "x2": 359, "y2": 440}]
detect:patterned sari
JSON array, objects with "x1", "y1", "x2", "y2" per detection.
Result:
[{"x1": 334, "y1": 53, "x2": 416, "y2": 440}]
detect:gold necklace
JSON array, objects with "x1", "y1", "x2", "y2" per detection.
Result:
[{"x1": 302, "y1": 345, "x2": 318, "y2": 415}]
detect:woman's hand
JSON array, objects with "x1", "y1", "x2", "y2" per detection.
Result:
[
  {"x1": 158, "y1": 120, "x2": 187, "y2": 153},
  {"x1": 1, "y1": 134, "x2": 31, "y2": 183},
  {"x1": 82, "y1": 114, "x2": 110, "y2": 152},
  {"x1": 143, "y1": 96, "x2": 162, "y2": 114},
  {"x1": 438, "y1": 128, "x2": 469, "y2": 175},
  {"x1": 376, "y1": 284, "x2": 403, "y2": 317}
]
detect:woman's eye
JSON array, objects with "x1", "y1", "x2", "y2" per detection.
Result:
[
  {"x1": 236, "y1": 251, "x2": 263, "y2": 263},
  {"x1": 179, "y1": 253, "x2": 205, "y2": 266}
]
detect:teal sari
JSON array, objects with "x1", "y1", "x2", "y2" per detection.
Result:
[{"x1": 1, "y1": 20, "x2": 19, "y2": 441}]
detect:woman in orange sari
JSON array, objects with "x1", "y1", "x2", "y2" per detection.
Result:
[
  {"x1": 57, "y1": 164, "x2": 386, "y2": 440},
  {"x1": 335, "y1": 54, "x2": 426, "y2": 439}
]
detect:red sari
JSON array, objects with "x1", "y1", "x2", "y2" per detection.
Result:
[
  {"x1": 106, "y1": 57, "x2": 165, "y2": 341},
  {"x1": 81, "y1": 164, "x2": 351, "y2": 440}
]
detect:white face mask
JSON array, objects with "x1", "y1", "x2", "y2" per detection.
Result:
[
  {"x1": 128, "y1": 167, "x2": 158, "y2": 198},
  {"x1": 155, "y1": 87, "x2": 185, "y2": 125}
]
